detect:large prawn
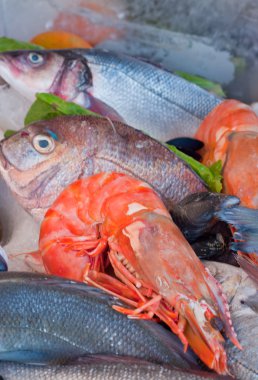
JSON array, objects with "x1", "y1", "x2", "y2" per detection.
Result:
[
  {"x1": 195, "y1": 99, "x2": 258, "y2": 277},
  {"x1": 195, "y1": 99, "x2": 258, "y2": 209},
  {"x1": 38, "y1": 172, "x2": 241, "y2": 374}
]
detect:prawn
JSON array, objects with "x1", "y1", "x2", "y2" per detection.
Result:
[
  {"x1": 195, "y1": 99, "x2": 258, "y2": 209},
  {"x1": 39, "y1": 172, "x2": 241, "y2": 374}
]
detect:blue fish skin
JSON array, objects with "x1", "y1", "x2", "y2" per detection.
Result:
[{"x1": 0, "y1": 272, "x2": 198, "y2": 369}]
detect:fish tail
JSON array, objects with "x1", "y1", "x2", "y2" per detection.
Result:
[{"x1": 216, "y1": 206, "x2": 258, "y2": 254}]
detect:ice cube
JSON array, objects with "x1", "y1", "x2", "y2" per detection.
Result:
[
  {"x1": 1, "y1": 0, "x2": 57, "y2": 40},
  {"x1": 0, "y1": 86, "x2": 31, "y2": 137},
  {"x1": 0, "y1": 177, "x2": 41, "y2": 272}
]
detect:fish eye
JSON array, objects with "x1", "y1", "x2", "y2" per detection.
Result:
[
  {"x1": 32, "y1": 134, "x2": 55, "y2": 154},
  {"x1": 27, "y1": 52, "x2": 44, "y2": 66}
]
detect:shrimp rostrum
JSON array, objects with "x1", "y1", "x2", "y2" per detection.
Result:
[{"x1": 39, "y1": 172, "x2": 241, "y2": 374}]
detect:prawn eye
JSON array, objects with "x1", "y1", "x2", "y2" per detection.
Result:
[
  {"x1": 32, "y1": 134, "x2": 55, "y2": 154},
  {"x1": 27, "y1": 52, "x2": 44, "y2": 66}
]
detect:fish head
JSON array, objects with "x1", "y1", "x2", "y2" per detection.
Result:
[
  {"x1": 0, "y1": 117, "x2": 90, "y2": 220},
  {"x1": 0, "y1": 50, "x2": 92, "y2": 104}
]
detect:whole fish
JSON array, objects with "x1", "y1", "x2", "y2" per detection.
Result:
[
  {"x1": 0, "y1": 272, "x2": 198, "y2": 369},
  {"x1": 204, "y1": 261, "x2": 258, "y2": 380},
  {"x1": 0, "y1": 358, "x2": 228, "y2": 380},
  {"x1": 0, "y1": 116, "x2": 207, "y2": 221},
  {"x1": 0, "y1": 49, "x2": 221, "y2": 141}
]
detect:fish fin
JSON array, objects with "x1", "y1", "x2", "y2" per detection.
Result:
[
  {"x1": 172, "y1": 192, "x2": 239, "y2": 242},
  {"x1": 216, "y1": 206, "x2": 258, "y2": 254},
  {"x1": 237, "y1": 255, "x2": 258, "y2": 286},
  {"x1": 87, "y1": 93, "x2": 125, "y2": 123}
]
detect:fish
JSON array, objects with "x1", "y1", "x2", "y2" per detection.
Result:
[
  {"x1": 0, "y1": 49, "x2": 221, "y2": 141},
  {"x1": 36, "y1": 171, "x2": 240, "y2": 374},
  {"x1": 204, "y1": 261, "x2": 258, "y2": 380},
  {"x1": 0, "y1": 115, "x2": 208, "y2": 221},
  {"x1": 0, "y1": 357, "x2": 229, "y2": 380},
  {"x1": 0, "y1": 271, "x2": 198, "y2": 369}
]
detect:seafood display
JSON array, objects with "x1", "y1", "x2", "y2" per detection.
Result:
[
  {"x1": 0, "y1": 3, "x2": 257, "y2": 380},
  {"x1": 0, "y1": 272, "x2": 198, "y2": 368},
  {"x1": 0, "y1": 49, "x2": 221, "y2": 141}
]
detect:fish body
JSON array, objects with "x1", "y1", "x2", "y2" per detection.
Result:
[
  {"x1": 0, "y1": 49, "x2": 221, "y2": 141},
  {"x1": 0, "y1": 116, "x2": 207, "y2": 221},
  {"x1": 0, "y1": 272, "x2": 197, "y2": 369},
  {"x1": 0, "y1": 359, "x2": 228, "y2": 380}
]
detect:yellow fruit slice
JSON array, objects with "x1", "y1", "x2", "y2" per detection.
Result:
[{"x1": 31, "y1": 30, "x2": 92, "y2": 49}]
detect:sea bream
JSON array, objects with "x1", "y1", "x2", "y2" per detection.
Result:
[
  {"x1": 0, "y1": 115, "x2": 208, "y2": 221},
  {"x1": 0, "y1": 49, "x2": 221, "y2": 141}
]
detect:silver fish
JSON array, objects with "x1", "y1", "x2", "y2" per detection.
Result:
[
  {"x1": 0, "y1": 49, "x2": 221, "y2": 141},
  {"x1": 205, "y1": 261, "x2": 258, "y2": 380},
  {"x1": 0, "y1": 357, "x2": 228, "y2": 380},
  {"x1": 0, "y1": 272, "x2": 198, "y2": 369}
]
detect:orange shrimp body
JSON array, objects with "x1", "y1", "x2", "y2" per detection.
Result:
[
  {"x1": 39, "y1": 172, "x2": 240, "y2": 374},
  {"x1": 195, "y1": 99, "x2": 258, "y2": 209}
]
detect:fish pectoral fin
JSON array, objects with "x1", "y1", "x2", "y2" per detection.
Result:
[{"x1": 87, "y1": 93, "x2": 125, "y2": 123}]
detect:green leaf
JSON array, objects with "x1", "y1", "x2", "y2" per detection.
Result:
[
  {"x1": 4, "y1": 129, "x2": 16, "y2": 138},
  {"x1": 167, "y1": 144, "x2": 223, "y2": 192},
  {"x1": 0, "y1": 37, "x2": 43, "y2": 52},
  {"x1": 175, "y1": 70, "x2": 226, "y2": 97},
  {"x1": 24, "y1": 93, "x2": 101, "y2": 125}
]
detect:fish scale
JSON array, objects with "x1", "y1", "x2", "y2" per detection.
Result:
[
  {"x1": 81, "y1": 49, "x2": 221, "y2": 141},
  {"x1": 0, "y1": 272, "x2": 198, "y2": 368}
]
